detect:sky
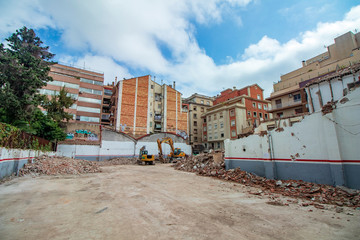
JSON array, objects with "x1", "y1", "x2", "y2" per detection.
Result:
[{"x1": 0, "y1": 0, "x2": 359, "y2": 98}]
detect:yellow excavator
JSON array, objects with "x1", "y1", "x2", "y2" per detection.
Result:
[
  {"x1": 138, "y1": 146, "x2": 155, "y2": 165},
  {"x1": 157, "y1": 137, "x2": 186, "y2": 163}
]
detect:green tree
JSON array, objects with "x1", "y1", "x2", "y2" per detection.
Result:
[
  {"x1": 0, "y1": 26, "x2": 55, "y2": 124},
  {"x1": 30, "y1": 109, "x2": 67, "y2": 141},
  {"x1": 41, "y1": 86, "x2": 75, "y2": 126}
]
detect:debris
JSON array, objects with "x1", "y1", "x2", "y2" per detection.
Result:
[
  {"x1": 336, "y1": 207, "x2": 343, "y2": 213},
  {"x1": 172, "y1": 153, "x2": 360, "y2": 208},
  {"x1": 19, "y1": 156, "x2": 101, "y2": 176},
  {"x1": 95, "y1": 207, "x2": 108, "y2": 214},
  {"x1": 97, "y1": 157, "x2": 137, "y2": 166}
]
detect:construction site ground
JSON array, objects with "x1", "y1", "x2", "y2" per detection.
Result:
[{"x1": 1, "y1": 164, "x2": 359, "y2": 240}]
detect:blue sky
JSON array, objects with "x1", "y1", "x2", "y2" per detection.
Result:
[{"x1": 0, "y1": 0, "x2": 359, "y2": 98}]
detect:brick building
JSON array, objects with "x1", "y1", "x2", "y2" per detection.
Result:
[
  {"x1": 110, "y1": 75, "x2": 188, "y2": 138},
  {"x1": 202, "y1": 84, "x2": 271, "y2": 150},
  {"x1": 41, "y1": 63, "x2": 104, "y2": 124},
  {"x1": 183, "y1": 93, "x2": 214, "y2": 153}
]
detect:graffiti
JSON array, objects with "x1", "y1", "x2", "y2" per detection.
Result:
[
  {"x1": 176, "y1": 130, "x2": 188, "y2": 139},
  {"x1": 119, "y1": 124, "x2": 127, "y2": 132},
  {"x1": 66, "y1": 129, "x2": 99, "y2": 141}
]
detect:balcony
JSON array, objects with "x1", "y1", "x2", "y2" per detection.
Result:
[
  {"x1": 268, "y1": 101, "x2": 304, "y2": 113},
  {"x1": 154, "y1": 115, "x2": 162, "y2": 122}
]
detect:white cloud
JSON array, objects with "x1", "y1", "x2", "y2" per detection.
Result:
[{"x1": 0, "y1": 1, "x2": 360, "y2": 98}]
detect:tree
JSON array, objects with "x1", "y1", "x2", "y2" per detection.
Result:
[
  {"x1": 41, "y1": 86, "x2": 75, "y2": 126},
  {"x1": 0, "y1": 26, "x2": 55, "y2": 124},
  {"x1": 30, "y1": 109, "x2": 66, "y2": 141}
]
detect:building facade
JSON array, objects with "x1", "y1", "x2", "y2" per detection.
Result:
[
  {"x1": 41, "y1": 63, "x2": 104, "y2": 124},
  {"x1": 101, "y1": 85, "x2": 113, "y2": 126},
  {"x1": 268, "y1": 31, "x2": 360, "y2": 118},
  {"x1": 110, "y1": 75, "x2": 188, "y2": 138},
  {"x1": 203, "y1": 84, "x2": 270, "y2": 150},
  {"x1": 183, "y1": 93, "x2": 214, "y2": 153}
]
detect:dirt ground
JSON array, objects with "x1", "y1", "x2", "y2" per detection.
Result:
[{"x1": 0, "y1": 164, "x2": 359, "y2": 240}]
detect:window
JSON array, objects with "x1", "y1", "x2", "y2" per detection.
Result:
[
  {"x1": 257, "y1": 94, "x2": 261, "y2": 100},
  {"x1": 277, "y1": 112, "x2": 283, "y2": 118},
  {"x1": 263, "y1": 105, "x2": 267, "y2": 110},
  {"x1": 47, "y1": 80, "x2": 79, "y2": 89},
  {"x1": 194, "y1": 137, "x2": 198, "y2": 142},
  {"x1": 248, "y1": 111, "x2": 251, "y2": 116},
  {"x1": 230, "y1": 109, "x2": 235, "y2": 116},
  {"x1": 217, "y1": 142, "x2": 221, "y2": 148},
  {"x1": 203, "y1": 118, "x2": 207, "y2": 123},
  {"x1": 193, "y1": 113, "x2": 197, "y2": 118},
  {"x1": 221, "y1": 133, "x2": 224, "y2": 138},
  {"x1": 294, "y1": 94, "x2": 301, "y2": 102},
  {"x1": 259, "y1": 112, "x2": 263, "y2": 118},
  {"x1": 79, "y1": 87, "x2": 102, "y2": 95},
  {"x1": 275, "y1": 99, "x2": 282, "y2": 108},
  {"x1": 231, "y1": 130, "x2": 236, "y2": 137},
  {"x1": 39, "y1": 89, "x2": 78, "y2": 99},
  {"x1": 201, "y1": 107, "x2": 204, "y2": 113},
  {"x1": 104, "y1": 89, "x2": 112, "y2": 96},
  {"x1": 203, "y1": 126, "x2": 207, "y2": 132},
  {"x1": 214, "y1": 123, "x2": 217, "y2": 129},
  {"x1": 214, "y1": 113, "x2": 217, "y2": 120},
  {"x1": 258, "y1": 103, "x2": 262, "y2": 109},
  {"x1": 265, "y1": 113, "x2": 268, "y2": 119},
  {"x1": 193, "y1": 106, "x2": 197, "y2": 111},
  {"x1": 204, "y1": 135, "x2": 207, "y2": 140},
  {"x1": 78, "y1": 97, "x2": 102, "y2": 104},
  {"x1": 77, "y1": 116, "x2": 100, "y2": 123},
  {"x1": 295, "y1": 108, "x2": 303, "y2": 114},
  {"x1": 252, "y1": 103, "x2": 256, "y2": 108},
  {"x1": 151, "y1": 85, "x2": 154, "y2": 89},
  {"x1": 206, "y1": 101, "x2": 210, "y2": 105},
  {"x1": 219, "y1": 112, "x2": 223, "y2": 118},
  {"x1": 231, "y1": 120, "x2": 235, "y2": 126},
  {"x1": 77, "y1": 106, "x2": 101, "y2": 113},
  {"x1": 208, "y1": 124, "x2": 212, "y2": 130},
  {"x1": 208, "y1": 116, "x2": 211, "y2": 121},
  {"x1": 220, "y1": 122, "x2": 224, "y2": 128},
  {"x1": 253, "y1": 112, "x2": 257, "y2": 117},
  {"x1": 214, "y1": 134, "x2": 218, "y2": 139},
  {"x1": 80, "y1": 78, "x2": 103, "y2": 86},
  {"x1": 209, "y1": 135, "x2": 212, "y2": 140},
  {"x1": 193, "y1": 121, "x2": 197, "y2": 126},
  {"x1": 194, "y1": 128, "x2": 198, "y2": 134},
  {"x1": 201, "y1": 100, "x2": 204, "y2": 104}
]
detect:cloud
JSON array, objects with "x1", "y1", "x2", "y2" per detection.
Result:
[
  {"x1": 58, "y1": 55, "x2": 132, "y2": 85},
  {"x1": 0, "y1": 1, "x2": 359, "y2": 98}
]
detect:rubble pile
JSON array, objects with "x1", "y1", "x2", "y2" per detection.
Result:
[
  {"x1": 19, "y1": 156, "x2": 101, "y2": 176},
  {"x1": 97, "y1": 157, "x2": 138, "y2": 166},
  {"x1": 173, "y1": 153, "x2": 360, "y2": 208}
]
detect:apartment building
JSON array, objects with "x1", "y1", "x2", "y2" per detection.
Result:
[
  {"x1": 101, "y1": 85, "x2": 113, "y2": 126},
  {"x1": 41, "y1": 63, "x2": 104, "y2": 124},
  {"x1": 268, "y1": 31, "x2": 360, "y2": 118},
  {"x1": 203, "y1": 84, "x2": 270, "y2": 150},
  {"x1": 110, "y1": 75, "x2": 188, "y2": 138},
  {"x1": 183, "y1": 93, "x2": 214, "y2": 153}
]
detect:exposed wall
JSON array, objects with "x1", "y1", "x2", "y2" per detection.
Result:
[
  {"x1": 225, "y1": 87, "x2": 360, "y2": 189},
  {"x1": 0, "y1": 148, "x2": 56, "y2": 179}
]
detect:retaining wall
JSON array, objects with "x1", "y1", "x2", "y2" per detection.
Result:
[
  {"x1": 0, "y1": 147, "x2": 56, "y2": 179},
  {"x1": 225, "y1": 87, "x2": 360, "y2": 189},
  {"x1": 57, "y1": 130, "x2": 191, "y2": 161}
]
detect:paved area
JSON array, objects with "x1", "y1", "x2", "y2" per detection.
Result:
[{"x1": 0, "y1": 164, "x2": 359, "y2": 240}]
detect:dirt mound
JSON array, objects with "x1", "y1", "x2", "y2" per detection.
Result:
[{"x1": 19, "y1": 156, "x2": 101, "y2": 176}]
